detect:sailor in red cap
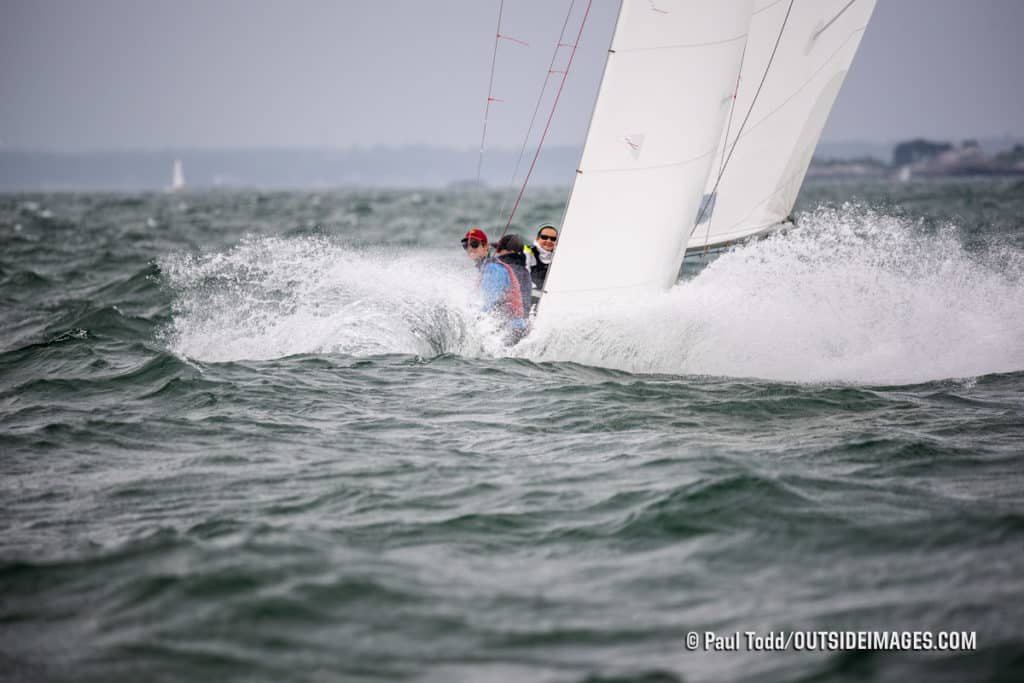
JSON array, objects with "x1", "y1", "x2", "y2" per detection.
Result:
[{"x1": 461, "y1": 227, "x2": 490, "y2": 265}]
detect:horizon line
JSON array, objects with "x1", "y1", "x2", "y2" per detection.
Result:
[{"x1": 3, "y1": 135, "x2": 1022, "y2": 155}]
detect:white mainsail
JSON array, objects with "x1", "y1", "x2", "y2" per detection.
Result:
[
  {"x1": 538, "y1": 0, "x2": 754, "y2": 316},
  {"x1": 689, "y1": 0, "x2": 879, "y2": 252}
]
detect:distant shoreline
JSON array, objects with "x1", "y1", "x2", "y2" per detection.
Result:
[
  {"x1": 1, "y1": 138, "x2": 1022, "y2": 192},
  {"x1": 809, "y1": 138, "x2": 1024, "y2": 181}
]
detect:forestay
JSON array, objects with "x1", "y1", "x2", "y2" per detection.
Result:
[
  {"x1": 689, "y1": 0, "x2": 879, "y2": 252},
  {"x1": 539, "y1": 0, "x2": 753, "y2": 316}
]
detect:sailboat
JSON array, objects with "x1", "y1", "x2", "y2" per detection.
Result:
[
  {"x1": 536, "y1": 0, "x2": 878, "y2": 320},
  {"x1": 169, "y1": 159, "x2": 186, "y2": 193}
]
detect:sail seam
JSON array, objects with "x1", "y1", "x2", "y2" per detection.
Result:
[
  {"x1": 614, "y1": 33, "x2": 748, "y2": 52},
  {"x1": 752, "y1": 0, "x2": 789, "y2": 16},
  {"x1": 580, "y1": 148, "x2": 717, "y2": 174}
]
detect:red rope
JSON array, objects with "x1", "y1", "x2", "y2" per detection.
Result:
[
  {"x1": 475, "y1": 0, "x2": 506, "y2": 195},
  {"x1": 502, "y1": 0, "x2": 593, "y2": 236},
  {"x1": 497, "y1": 0, "x2": 577, "y2": 222},
  {"x1": 497, "y1": 33, "x2": 529, "y2": 47}
]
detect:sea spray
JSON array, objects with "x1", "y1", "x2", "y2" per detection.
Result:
[
  {"x1": 159, "y1": 207, "x2": 1024, "y2": 382},
  {"x1": 521, "y1": 205, "x2": 1024, "y2": 383},
  {"x1": 160, "y1": 236, "x2": 506, "y2": 362}
]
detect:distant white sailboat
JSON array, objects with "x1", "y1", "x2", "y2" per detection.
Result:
[
  {"x1": 537, "y1": 0, "x2": 878, "y2": 320},
  {"x1": 169, "y1": 159, "x2": 186, "y2": 192}
]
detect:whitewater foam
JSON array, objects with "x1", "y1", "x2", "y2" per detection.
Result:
[
  {"x1": 162, "y1": 207, "x2": 1024, "y2": 384},
  {"x1": 160, "y1": 236, "x2": 506, "y2": 362},
  {"x1": 522, "y1": 205, "x2": 1024, "y2": 384}
]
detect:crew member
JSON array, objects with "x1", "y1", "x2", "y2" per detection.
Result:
[
  {"x1": 480, "y1": 233, "x2": 532, "y2": 343},
  {"x1": 461, "y1": 227, "x2": 490, "y2": 265},
  {"x1": 530, "y1": 223, "x2": 558, "y2": 291}
]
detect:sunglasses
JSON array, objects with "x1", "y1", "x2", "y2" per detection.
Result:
[
  {"x1": 538, "y1": 234, "x2": 557, "y2": 242},
  {"x1": 461, "y1": 239, "x2": 485, "y2": 249}
]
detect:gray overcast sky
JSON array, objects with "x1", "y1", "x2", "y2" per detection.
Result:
[{"x1": 1, "y1": 0, "x2": 1021, "y2": 151}]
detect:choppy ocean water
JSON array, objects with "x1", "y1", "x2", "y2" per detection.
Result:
[{"x1": 2, "y1": 180, "x2": 1023, "y2": 682}]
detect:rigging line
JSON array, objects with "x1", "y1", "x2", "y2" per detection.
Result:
[
  {"x1": 501, "y1": 0, "x2": 593, "y2": 238},
  {"x1": 474, "y1": 0, "x2": 506, "y2": 203},
  {"x1": 690, "y1": 0, "x2": 796, "y2": 237},
  {"x1": 497, "y1": 0, "x2": 578, "y2": 223}
]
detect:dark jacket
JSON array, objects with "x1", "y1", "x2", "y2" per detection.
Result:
[
  {"x1": 530, "y1": 258, "x2": 550, "y2": 291},
  {"x1": 496, "y1": 251, "x2": 533, "y2": 320}
]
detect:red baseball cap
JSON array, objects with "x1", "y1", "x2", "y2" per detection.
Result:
[{"x1": 463, "y1": 228, "x2": 488, "y2": 243}]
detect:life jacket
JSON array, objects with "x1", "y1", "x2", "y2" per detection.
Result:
[
  {"x1": 494, "y1": 252, "x2": 532, "y2": 320},
  {"x1": 478, "y1": 257, "x2": 519, "y2": 315}
]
